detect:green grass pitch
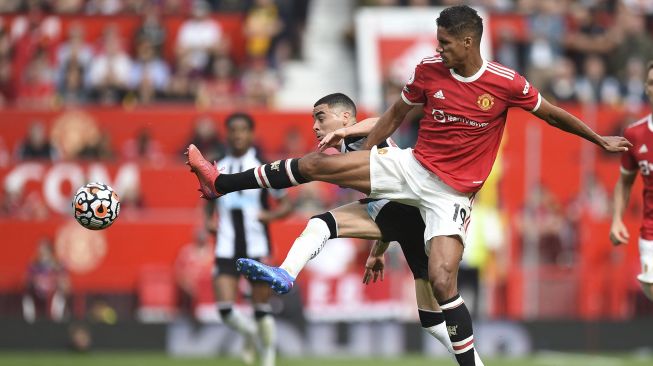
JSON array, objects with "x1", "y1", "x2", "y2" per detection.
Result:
[{"x1": 1, "y1": 352, "x2": 651, "y2": 366}]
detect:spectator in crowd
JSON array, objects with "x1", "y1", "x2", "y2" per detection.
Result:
[
  {"x1": 196, "y1": 54, "x2": 239, "y2": 108},
  {"x1": 53, "y1": 0, "x2": 86, "y2": 14},
  {"x1": 621, "y1": 57, "x2": 647, "y2": 111},
  {"x1": 121, "y1": 128, "x2": 165, "y2": 165},
  {"x1": 182, "y1": 115, "x2": 225, "y2": 163},
  {"x1": 576, "y1": 54, "x2": 620, "y2": 105},
  {"x1": 0, "y1": 55, "x2": 14, "y2": 106},
  {"x1": 56, "y1": 22, "x2": 93, "y2": 77},
  {"x1": 494, "y1": 25, "x2": 522, "y2": 72},
  {"x1": 175, "y1": 0, "x2": 225, "y2": 75},
  {"x1": 134, "y1": 4, "x2": 166, "y2": 55},
  {"x1": 16, "y1": 121, "x2": 58, "y2": 161},
  {"x1": 77, "y1": 131, "x2": 114, "y2": 161},
  {"x1": 174, "y1": 229, "x2": 214, "y2": 317},
  {"x1": 240, "y1": 57, "x2": 280, "y2": 107},
  {"x1": 166, "y1": 52, "x2": 200, "y2": 102},
  {"x1": 87, "y1": 25, "x2": 132, "y2": 104},
  {"x1": 524, "y1": 0, "x2": 566, "y2": 87},
  {"x1": 542, "y1": 57, "x2": 579, "y2": 103},
  {"x1": 563, "y1": 3, "x2": 614, "y2": 73},
  {"x1": 129, "y1": 39, "x2": 170, "y2": 104},
  {"x1": 85, "y1": 0, "x2": 123, "y2": 15},
  {"x1": 58, "y1": 59, "x2": 87, "y2": 105},
  {"x1": 607, "y1": 6, "x2": 653, "y2": 78},
  {"x1": 55, "y1": 23, "x2": 91, "y2": 105},
  {"x1": 22, "y1": 238, "x2": 70, "y2": 323},
  {"x1": 243, "y1": 0, "x2": 283, "y2": 60},
  {"x1": 16, "y1": 48, "x2": 56, "y2": 108},
  {"x1": 50, "y1": 110, "x2": 100, "y2": 160}
]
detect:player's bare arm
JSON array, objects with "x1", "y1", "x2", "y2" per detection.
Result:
[
  {"x1": 610, "y1": 171, "x2": 638, "y2": 245},
  {"x1": 532, "y1": 97, "x2": 632, "y2": 152},
  {"x1": 363, "y1": 98, "x2": 414, "y2": 150},
  {"x1": 318, "y1": 117, "x2": 379, "y2": 151}
]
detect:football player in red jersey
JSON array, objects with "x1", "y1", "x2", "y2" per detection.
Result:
[
  {"x1": 610, "y1": 61, "x2": 653, "y2": 302},
  {"x1": 187, "y1": 6, "x2": 631, "y2": 365}
]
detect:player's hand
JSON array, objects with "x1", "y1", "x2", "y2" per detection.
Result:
[
  {"x1": 318, "y1": 128, "x2": 347, "y2": 152},
  {"x1": 362, "y1": 255, "x2": 385, "y2": 284},
  {"x1": 609, "y1": 220, "x2": 630, "y2": 246},
  {"x1": 600, "y1": 136, "x2": 632, "y2": 153}
]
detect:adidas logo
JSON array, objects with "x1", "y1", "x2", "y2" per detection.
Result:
[
  {"x1": 434, "y1": 90, "x2": 445, "y2": 99},
  {"x1": 640, "y1": 144, "x2": 649, "y2": 154}
]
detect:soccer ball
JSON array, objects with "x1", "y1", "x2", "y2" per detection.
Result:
[{"x1": 72, "y1": 182, "x2": 120, "y2": 230}]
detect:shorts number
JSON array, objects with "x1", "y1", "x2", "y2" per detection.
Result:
[{"x1": 453, "y1": 203, "x2": 467, "y2": 224}]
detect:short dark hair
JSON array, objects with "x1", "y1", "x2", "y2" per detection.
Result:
[
  {"x1": 225, "y1": 112, "x2": 255, "y2": 130},
  {"x1": 313, "y1": 93, "x2": 357, "y2": 117},
  {"x1": 436, "y1": 5, "x2": 483, "y2": 42}
]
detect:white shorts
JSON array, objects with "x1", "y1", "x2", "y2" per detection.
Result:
[
  {"x1": 368, "y1": 146, "x2": 473, "y2": 252},
  {"x1": 638, "y1": 237, "x2": 653, "y2": 284}
]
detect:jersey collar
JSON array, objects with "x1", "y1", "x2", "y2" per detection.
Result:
[{"x1": 449, "y1": 59, "x2": 487, "y2": 83}]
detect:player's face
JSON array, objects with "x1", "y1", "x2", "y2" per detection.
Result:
[
  {"x1": 645, "y1": 68, "x2": 653, "y2": 106},
  {"x1": 226, "y1": 118, "x2": 254, "y2": 155},
  {"x1": 436, "y1": 27, "x2": 468, "y2": 69},
  {"x1": 312, "y1": 104, "x2": 347, "y2": 141}
]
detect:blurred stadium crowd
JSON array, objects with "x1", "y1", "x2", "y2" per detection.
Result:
[{"x1": 0, "y1": 0, "x2": 653, "y2": 110}]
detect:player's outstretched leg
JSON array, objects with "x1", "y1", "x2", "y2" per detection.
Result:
[
  {"x1": 237, "y1": 259, "x2": 296, "y2": 295},
  {"x1": 185, "y1": 144, "x2": 223, "y2": 199},
  {"x1": 186, "y1": 144, "x2": 308, "y2": 199}
]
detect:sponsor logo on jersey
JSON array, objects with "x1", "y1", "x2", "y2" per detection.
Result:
[
  {"x1": 640, "y1": 144, "x2": 649, "y2": 154},
  {"x1": 407, "y1": 70, "x2": 415, "y2": 85},
  {"x1": 523, "y1": 80, "x2": 530, "y2": 95},
  {"x1": 433, "y1": 90, "x2": 445, "y2": 99},
  {"x1": 431, "y1": 109, "x2": 488, "y2": 127},
  {"x1": 477, "y1": 93, "x2": 495, "y2": 111}
]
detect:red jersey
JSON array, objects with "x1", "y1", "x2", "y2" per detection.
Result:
[
  {"x1": 621, "y1": 114, "x2": 653, "y2": 240},
  {"x1": 402, "y1": 55, "x2": 541, "y2": 193}
]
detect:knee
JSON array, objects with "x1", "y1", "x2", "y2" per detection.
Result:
[{"x1": 298, "y1": 153, "x2": 325, "y2": 180}]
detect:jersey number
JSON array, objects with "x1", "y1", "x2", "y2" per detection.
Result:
[{"x1": 453, "y1": 203, "x2": 467, "y2": 224}]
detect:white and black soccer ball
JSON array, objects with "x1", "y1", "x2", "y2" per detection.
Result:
[{"x1": 72, "y1": 182, "x2": 120, "y2": 230}]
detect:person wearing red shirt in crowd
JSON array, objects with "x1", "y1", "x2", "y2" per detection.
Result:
[
  {"x1": 187, "y1": 6, "x2": 630, "y2": 365},
  {"x1": 610, "y1": 60, "x2": 653, "y2": 302}
]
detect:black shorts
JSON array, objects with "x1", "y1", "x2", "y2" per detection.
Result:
[
  {"x1": 373, "y1": 201, "x2": 429, "y2": 280},
  {"x1": 214, "y1": 257, "x2": 262, "y2": 277}
]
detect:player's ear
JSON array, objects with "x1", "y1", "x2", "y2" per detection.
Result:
[
  {"x1": 463, "y1": 36, "x2": 473, "y2": 48},
  {"x1": 341, "y1": 110, "x2": 351, "y2": 125}
]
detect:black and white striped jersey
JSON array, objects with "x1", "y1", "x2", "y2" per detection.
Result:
[
  {"x1": 339, "y1": 136, "x2": 396, "y2": 154},
  {"x1": 214, "y1": 147, "x2": 286, "y2": 259}
]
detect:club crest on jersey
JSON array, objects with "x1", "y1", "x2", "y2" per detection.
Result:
[
  {"x1": 377, "y1": 147, "x2": 388, "y2": 155},
  {"x1": 477, "y1": 93, "x2": 494, "y2": 111}
]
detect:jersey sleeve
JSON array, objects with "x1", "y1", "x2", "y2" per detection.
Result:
[
  {"x1": 508, "y1": 72, "x2": 541, "y2": 112},
  {"x1": 401, "y1": 62, "x2": 426, "y2": 106},
  {"x1": 620, "y1": 128, "x2": 638, "y2": 173}
]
